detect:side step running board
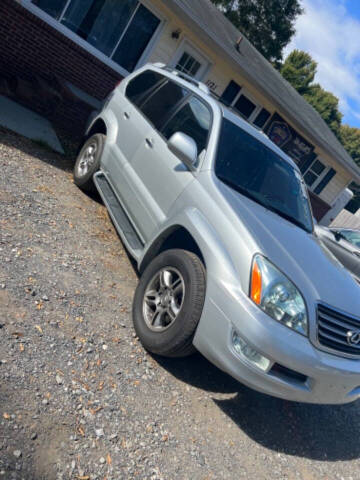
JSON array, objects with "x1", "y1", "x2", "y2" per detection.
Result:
[{"x1": 93, "y1": 172, "x2": 144, "y2": 252}]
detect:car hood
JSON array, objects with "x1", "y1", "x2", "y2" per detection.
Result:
[{"x1": 220, "y1": 183, "x2": 360, "y2": 314}]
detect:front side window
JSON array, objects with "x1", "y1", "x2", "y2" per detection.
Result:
[
  {"x1": 162, "y1": 97, "x2": 211, "y2": 153},
  {"x1": 216, "y1": 119, "x2": 313, "y2": 233},
  {"x1": 126, "y1": 71, "x2": 165, "y2": 107},
  {"x1": 140, "y1": 81, "x2": 189, "y2": 130},
  {"x1": 31, "y1": 0, "x2": 160, "y2": 72}
]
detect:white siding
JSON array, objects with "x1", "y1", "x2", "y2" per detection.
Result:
[
  {"x1": 331, "y1": 210, "x2": 360, "y2": 229},
  {"x1": 320, "y1": 170, "x2": 350, "y2": 205},
  {"x1": 147, "y1": 21, "x2": 179, "y2": 65}
]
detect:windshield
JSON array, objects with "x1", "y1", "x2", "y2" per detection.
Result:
[
  {"x1": 339, "y1": 230, "x2": 360, "y2": 248},
  {"x1": 215, "y1": 119, "x2": 313, "y2": 233}
]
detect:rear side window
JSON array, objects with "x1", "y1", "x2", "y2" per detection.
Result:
[
  {"x1": 162, "y1": 97, "x2": 211, "y2": 153},
  {"x1": 140, "y1": 81, "x2": 189, "y2": 130},
  {"x1": 126, "y1": 71, "x2": 164, "y2": 106}
]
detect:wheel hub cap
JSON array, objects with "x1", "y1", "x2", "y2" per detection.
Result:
[
  {"x1": 77, "y1": 142, "x2": 97, "y2": 177},
  {"x1": 143, "y1": 267, "x2": 185, "y2": 332}
]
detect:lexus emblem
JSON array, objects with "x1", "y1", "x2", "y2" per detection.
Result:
[{"x1": 347, "y1": 331, "x2": 360, "y2": 346}]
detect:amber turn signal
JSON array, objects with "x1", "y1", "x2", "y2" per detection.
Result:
[{"x1": 251, "y1": 259, "x2": 262, "y2": 305}]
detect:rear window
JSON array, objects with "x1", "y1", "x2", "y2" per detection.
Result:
[
  {"x1": 126, "y1": 70, "x2": 165, "y2": 106},
  {"x1": 162, "y1": 97, "x2": 211, "y2": 153},
  {"x1": 140, "y1": 81, "x2": 189, "y2": 130}
]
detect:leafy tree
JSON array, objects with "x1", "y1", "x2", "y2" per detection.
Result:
[
  {"x1": 280, "y1": 50, "x2": 317, "y2": 94},
  {"x1": 280, "y1": 50, "x2": 343, "y2": 137},
  {"x1": 304, "y1": 85, "x2": 343, "y2": 138},
  {"x1": 211, "y1": 0, "x2": 303, "y2": 64},
  {"x1": 340, "y1": 125, "x2": 360, "y2": 166}
]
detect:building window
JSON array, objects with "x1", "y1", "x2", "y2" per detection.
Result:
[
  {"x1": 253, "y1": 108, "x2": 271, "y2": 129},
  {"x1": 175, "y1": 53, "x2": 202, "y2": 77},
  {"x1": 32, "y1": 0, "x2": 68, "y2": 19},
  {"x1": 219, "y1": 81, "x2": 271, "y2": 129},
  {"x1": 220, "y1": 81, "x2": 241, "y2": 106},
  {"x1": 30, "y1": 0, "x2": 161, "y2": 73},
  {"x1": 234, "y1": 94, "x2": 257, "y2": 120},
  {"x1": 304, "y1": 159, "x2": 328, "y2": 189},
  {"x1": 303, "y1": 158, "x2": 336, "y2": 196}
]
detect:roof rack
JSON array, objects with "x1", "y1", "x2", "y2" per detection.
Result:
[{"x1": 160, "y1": 66, "x2": 210, "y2": 94}]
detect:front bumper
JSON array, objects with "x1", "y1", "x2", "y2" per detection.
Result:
[{"x1": 193, "y1": 275, "x2": 360, "y2": 404}]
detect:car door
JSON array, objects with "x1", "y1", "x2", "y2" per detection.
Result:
[
  {"x1": 101, "y1": 70, "x2": 166, "y2": 196},
  {"x1": 122, "y1": 85, "x2": 212, "y2": 240}
]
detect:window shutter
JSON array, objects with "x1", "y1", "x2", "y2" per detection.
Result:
[{"x1": 314, "y1": 168, "x2": 336, "y2": 195}]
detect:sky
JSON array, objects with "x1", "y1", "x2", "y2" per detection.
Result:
[{"x1": 284, "y1": 0, "x2": 360, "y2": 128}]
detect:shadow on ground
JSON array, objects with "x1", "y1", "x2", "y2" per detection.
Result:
[
  {"x1": 0, "y1": 126, "x2": 76, "y2": 173},
  {"x1": 155, "y1": 352, "x2": 360, "y2": 462},
  {"x1": 0, "y1": 126, "x2": 104, "y2": 207}
]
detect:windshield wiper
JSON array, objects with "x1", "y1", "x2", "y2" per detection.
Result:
[{"x1": 218, "y1": 175, "x2": 311, "y2": 233}]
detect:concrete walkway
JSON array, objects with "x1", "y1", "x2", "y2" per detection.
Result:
[{"x1": 0, "y1": 95, "x2": 64, "y2": 153}]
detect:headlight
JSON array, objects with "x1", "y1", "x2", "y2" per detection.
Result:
[{"x1": 249, "y1": 255, "x2": 308, "y2": 336}]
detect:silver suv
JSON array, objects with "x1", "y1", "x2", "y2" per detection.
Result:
[{"x1": 73, "y1": 64, "x2": 360, "y2": 404}]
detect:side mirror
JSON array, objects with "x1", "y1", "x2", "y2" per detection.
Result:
[
  {"x1": 333, "y1": 230, "x2": 343, "y2": 242},
  {"x1": 167, "y1": 132, "x2": 198, "y2": 170}
]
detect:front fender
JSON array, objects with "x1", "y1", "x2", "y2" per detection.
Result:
[
  {"x1": 85, "y1": 110, "x2": 118, "y2": 145},
  {"x1": 138, "y1": 208, "x2": 240, "y2": 290}
]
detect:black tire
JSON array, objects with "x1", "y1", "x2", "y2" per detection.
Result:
[
  {"x1": 133, "y1": 249, "x2": 206, "y2": 358},
  {"x1": 73, "y1": 133, "x2": 105, "y2": 191}
]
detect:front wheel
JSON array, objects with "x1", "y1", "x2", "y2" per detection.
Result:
[
  {"x1": 73, "y1": 133, "x2": 105, "y2": 191},
  {"x1": 132, "y1": 249, "x2": 206, "y2": 358}
]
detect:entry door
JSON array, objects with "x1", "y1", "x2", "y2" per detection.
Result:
[{"x1": 171, "y1": 41, "x2": 210, "y2": 79}]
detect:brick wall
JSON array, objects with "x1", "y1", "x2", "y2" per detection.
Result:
[{"x1": 0, "y1": 0, "x2": 124, "y2": 136}]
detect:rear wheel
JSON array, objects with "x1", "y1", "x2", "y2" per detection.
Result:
[
  {"x1": 73, "y1": 133, "x2": 105, "y2": 191},
  {"x1": 132, "y1": 249, "x2": 206, "y2": 358}
]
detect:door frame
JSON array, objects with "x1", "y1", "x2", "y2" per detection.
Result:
[{"x1": 170, "y1": 39, "x2": 212, "y2": 80}]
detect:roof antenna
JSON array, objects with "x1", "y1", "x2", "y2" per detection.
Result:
[{"x1": 235, "y1": 36, "x2": 243, "y2": 52}]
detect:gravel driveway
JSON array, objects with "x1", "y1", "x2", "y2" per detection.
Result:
[{"x1": 1, "y1": 127, "x2": 360, "y2": 480}]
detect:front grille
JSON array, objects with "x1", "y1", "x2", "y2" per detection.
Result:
[{"x1": 317, "y1": 304, "x2": 360, "y2": 356}]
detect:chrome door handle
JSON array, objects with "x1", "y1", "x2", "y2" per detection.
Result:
[
  {"x1": 145, "y1": 138, "x2": 154, "y2": 148},
  {"x1": 124, "y1": 111, "x2": 130, "y2": 119}
]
